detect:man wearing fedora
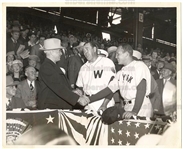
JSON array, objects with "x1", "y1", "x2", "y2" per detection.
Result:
[
  {"x1": 6, "y1": 75, "x2": 25, "y2": 110},
  {"x1": 156, "y1": 62, "x2": 176, "y2": 116},
  {"x1": 38, "y1": 38, "x2": 89, "y2": 109}
]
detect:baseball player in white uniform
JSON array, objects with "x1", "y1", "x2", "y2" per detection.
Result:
[
  {"x1": 89, "y1": 44, "x2": 153, "y2": 118},
  {"x1": 76, "y1": 42, "x2": 116, "y2": 112}
]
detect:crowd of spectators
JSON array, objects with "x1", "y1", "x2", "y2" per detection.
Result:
[{"x1": 6, "y1": 14, "x2": 176, "y2": 119}]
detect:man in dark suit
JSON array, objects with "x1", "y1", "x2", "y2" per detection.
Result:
[
  {"x1": 15, "y1": 66, "x2": 39, "y2": 109},
  {"x1": 156, "y1": 63, "x2": 176, "y2": 116},
  {"x1": 56, "y1": 41, "x2": 70, "y2": 76},
  {"x1": 37, "y1": 38, "x2": 89, "y2": 109}
]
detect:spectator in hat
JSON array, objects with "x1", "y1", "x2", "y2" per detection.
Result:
[
  {"x1": 30, "y1": 34, "x2": 46, "y2": 64},
  {"x1": 37, "y1": 38, "x2": 90, "y2": 109},
  {"x1": 6, "y1": 27, "x2": 21, "y2": 54},
  {"x1": 28, "y1": 55, "x2": 41, "y2": 71},
  {"x1": 68, "y1": 42, "x2": 85, "y2": 89},
  {"x1": 6, "y1": 75, "x2": 25, "y2": 110},
  {"x1": 143, "y1": 56, "x2": 159, "y2": 80},
  {"x1": 169, "y1": 58, "x2": 176, "y2": 80},
  {"x1": 7, "y1": 60, "x2": 25, "y2": 81},
  {"x1": 156, "y1": 63, "x2": 176, "y2": 117},
  {"x1": 15, "y1": 66, "x2": 39, "y2": 109}
]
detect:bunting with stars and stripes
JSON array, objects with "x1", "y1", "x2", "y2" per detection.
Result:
[
  {"x1": 6, "y1": 109, "x2": 58, "y2": 145},
  {"x1": 108, "y1": 117, "x2": 168, "y2": 146},
  {"x1": 58, "y1": 110, "x2": 93, "y2": 145},
  {"x1": 6, "y1": 109, "x2": 169, "y2": 146}
]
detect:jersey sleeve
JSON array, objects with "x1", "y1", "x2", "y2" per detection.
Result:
[{"x1": 135, "y1": 62, "x2": 151, "y2": 94}]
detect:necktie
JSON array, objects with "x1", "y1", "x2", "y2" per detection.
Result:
[{"x1": 30, "y1": 82, "x2": 34, "y2": 91}]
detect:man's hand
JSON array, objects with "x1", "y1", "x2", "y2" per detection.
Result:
[
  {"x1": 122, "y1": 111, "x2": 137, "y2": 119},
  {"x1": 97, "y1": 106, "x2": 106, "y2": 116},
  {"x1": 73, "y1": 88, "x2": 83, "y2": 96},
  {"x1": 77, "y1": 95, "x2": 90, "y2": 106}
]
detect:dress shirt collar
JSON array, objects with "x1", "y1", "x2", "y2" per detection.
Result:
[{"x1": 27, "y1": 79, "x2": 35, "y2": 88}]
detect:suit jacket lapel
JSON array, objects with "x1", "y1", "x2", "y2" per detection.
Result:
[
  {"x1": 22, "y1": 80, "x2": 31, "y2": 95},
  {"x1": 76, "y1": 54, "x2": 84, "y2": 65},
  {"x1": 160, "y1": 79, "x2": 164, "y2": 95}
]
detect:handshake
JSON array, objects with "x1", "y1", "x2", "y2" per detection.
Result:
[{"x1": 73, "y1": 88, "x2": 90, "y2": 106}]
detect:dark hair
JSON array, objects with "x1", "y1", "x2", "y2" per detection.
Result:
[
  {"x1": 6, "y1": 55, "x2": 16, "y2": 62},
  {"x1": 118, "y1": 43, "x2": 133, "y2": 56},
  {"x1": 39, "y1": 34, "x2": 46, "y2": 39},
  {"x1": 84, "y1": 41, "x2": 99, "y2": 49}
]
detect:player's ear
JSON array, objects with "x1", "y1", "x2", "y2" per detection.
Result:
[{"x1": 93, "y1": 47, "x2": 97, "y2": 53}]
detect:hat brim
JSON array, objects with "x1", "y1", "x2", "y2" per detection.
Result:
[
  {"x1": 6, "y1": 81, "x2": 19, "y2": 87},
  {"x1": 163, "y1": 67, "x2": 176, "y2": 73},
  {"x1": 39, "y1": 46, "x2": 64, "y2": 51},
  {"x1": 11, "y1": 30, "x2": 20, "y2": 33}
]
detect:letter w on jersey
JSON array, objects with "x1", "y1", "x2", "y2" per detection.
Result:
[{"x1": 94, "y1": 70, "x2": 103, "y2": 79}]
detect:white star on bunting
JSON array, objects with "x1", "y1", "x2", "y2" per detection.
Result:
[
  {"x1": 126, "y1": 130, "x2": 130, "y2": 137},
  {"x1": 118, "y1": 121, "x2": 123, "y2": 125},
  {"x1": 127, "y1": 121, "x2": 131, "y2": 126},
  {"x1": 135, "y1": 122, "x2": 140, "y2": 128},
  {"x1": 111, "y1": 127, "x2": 115, "y2": 133},
  {"x1": 126, "y1": 142, "x2": 130, "y2": 146},
  {"x1": 111, "y1": 138, "x2": 115, "y2": 144},
  {"x1": 144, "y1": 123, "x2": 150, "y2": 129},
  {"x1": 118, "y1": 140, "x2": 122, "y2": 145},
  {"x1": 134, "y1": 132, "x2": 139, "y2": 139},
  {"x1": 155, "y1": 125, "x2": 160, "y2": 130},
  {"x1": 118, "y1": 129, "x2": 122, "y2": 135},
  {"x1": 46, "y1": 115, "x2": 55, "y2": 124}
]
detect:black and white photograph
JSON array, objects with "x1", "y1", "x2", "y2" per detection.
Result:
[{"x1": 2, "y1": 1, "x2": 181, "y2": 148}]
